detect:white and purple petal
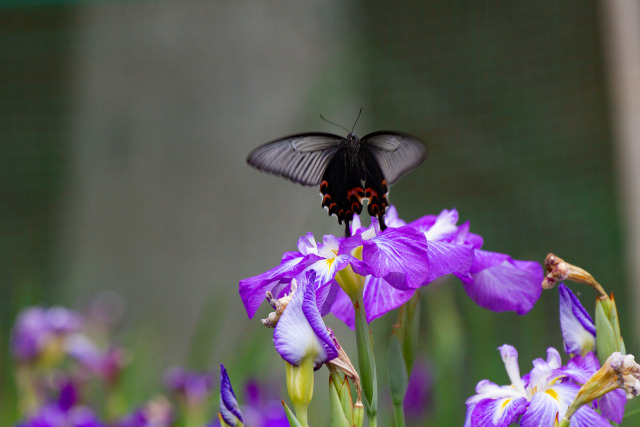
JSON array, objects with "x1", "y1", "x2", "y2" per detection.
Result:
[
  {"x1": 520, "y1": 382, "x2": 577, "y2": 427},
  {"x1": 558, "y1": 284, "x2": 596, "y2": 356},
  {"x1": 499, "y1": 345, "x2": 527, "y2": 396},
  {"x1": 273, "y1": 271, "x2": 338, "y2": 366},
  {"x1": 470, "y1": 396, "x2": 528, "y2": 427},
  {"x1": 459, "y1": 250, "x2": 543, "y2": 315}
]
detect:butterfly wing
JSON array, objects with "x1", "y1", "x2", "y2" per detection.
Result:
[
  {"x1": 246, "y1": 133, "x2": 343, "y2": 186},
  {"x1": 361, "y1": 132, "x2": 427, "y2": 186}
]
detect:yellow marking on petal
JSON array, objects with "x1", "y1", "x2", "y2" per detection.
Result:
[
  {"x1": 501, "y1": 399, "x2": 512, "y2": 410},
  {"x1": 331, "y1": 249, "x2": 338, "y2": 256},
  {"x1": 326, "y1": 258, "x2": 335, "y2": 268},
  {"x1": 545, "y1": 388, "x2": 559, "y2": 401}
]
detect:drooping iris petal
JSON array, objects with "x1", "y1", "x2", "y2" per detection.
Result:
[
  {"x1": 459, "y1": 250, "x2": 543, "y2": 315},
  {"x1": 219, "y1": 364, "x2": 243, "y2": 426},
  {"x1": 424, "y1": 240, "x2": 473, "y2": 283},
  {"x1": 362, "y1": 277, "x2": 415, "y2": 324},
  {"x1": 597, "y1": 388, "x2": 626, "y2": 424},
  {"x1": 558, "y1": 284, "x2": 596, "y2": 356},
  {"x1": 273, "y1": 270, "x2": 338, "y2": 366},
  {"x1": 356, "y1": 225, "x2": 430, "y2": 290},
  {"x1": 569, "y1": 405, "x2": 615, "y2": 427},
  {"x1": 239, "y1": 251, "x2": 318, "y2": 319}
]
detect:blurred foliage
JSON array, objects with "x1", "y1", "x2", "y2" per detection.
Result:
[{"x1": 1, "y1": 1, "x2": 629, "y2": 426}]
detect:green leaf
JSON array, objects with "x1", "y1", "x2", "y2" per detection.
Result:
[
  {"x1": 329, "y1": 376, "x2": 351, "y2": 427},
  {"x1": 282, "y1": 401, "x2": 303, "y2": 427}
]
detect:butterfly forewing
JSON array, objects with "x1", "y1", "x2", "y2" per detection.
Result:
[
  {"x1": 246, "y1": 133, "x2": 343, "y2": 186},
  {"x1": 361, "y1": 132, "x2": 427, "y2": 185}
]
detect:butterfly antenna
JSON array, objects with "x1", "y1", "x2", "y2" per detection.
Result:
[
  {"x1": 351, "y1": 108, "x2": 363, "y2": 134},
  {"x1": 320, "y1": 114, "x2": 351, "y2": 134}
]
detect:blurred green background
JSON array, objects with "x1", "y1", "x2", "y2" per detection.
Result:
[{"x1": 2, "y1": 1, "x2": 637, "y2": 425}]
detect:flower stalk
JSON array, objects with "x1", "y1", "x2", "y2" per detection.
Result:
[{"x1": 354, "y1": 298, "x2": 377, "y2": 427}]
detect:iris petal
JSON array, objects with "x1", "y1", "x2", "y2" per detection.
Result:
[
  {"x1": 273, "y1": 271, "x2": 337, "y2": 366},
  {"x1": 558, "y1": 284, "x2": 596, "y2": 355},
  {"x1": 459, "y1": 250, "x2": 543, "y2": 315}
]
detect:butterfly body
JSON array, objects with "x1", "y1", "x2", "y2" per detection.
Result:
[{"x1": 247, "y1": 130, "x2": 426, "y2": 234}]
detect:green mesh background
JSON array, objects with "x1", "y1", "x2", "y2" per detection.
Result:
[
  {"x1": 354, "y1": 1, "x2": 624, "y2": 424},
  {"x1": 0, "y1": 1, "x2": 626, "y2": 425}
]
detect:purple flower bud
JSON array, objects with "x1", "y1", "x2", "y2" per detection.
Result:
[{"x1": 219, "y1": 364, "x2": 244, "y2": 426}]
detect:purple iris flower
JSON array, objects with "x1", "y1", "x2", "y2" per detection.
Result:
[
  {"x1": 219, "y1": 364, "x2": 244, "y2": 427},
  {"x1": 240, "y1": 205, "x2": 542, "y2": 328},
  {"x1": 558, "y1": 283, "x2": 596, "y2": 356},
  {"x1": 465, "y1": 345, "x2": 620, "y2": 426},
  {"x1": 165, "y1": 367, "x2": 215, "y2": 405},
  {"x1": 273, "y1": 270, "x2": 339, "y2": 367},
  {"x1": 331, "y1": 207, "x2": 542, "y2": 327},
  {"x1": 11, "y1": 306, "x2": 83, "y2": 362}
]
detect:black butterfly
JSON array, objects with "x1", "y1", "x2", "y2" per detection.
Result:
[{"x1": 247, "y1": 130, "x2": 427, "y2": 235}]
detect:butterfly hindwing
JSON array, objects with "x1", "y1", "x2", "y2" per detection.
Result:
[
  {"x1": 246, "y1": 133, "x2": 343, "y2": 186},
  {"x1": 320, "y1": 149, "x2": 364, "y2": 225},
  {"x1": 361, "y1": 148, "x2": 389, "y2": 219},
  {"x1": 361, "y1": 132, "x2": 428, "y2": 186}
]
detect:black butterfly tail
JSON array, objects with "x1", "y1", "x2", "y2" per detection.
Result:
[
  {"x1": 345, "y1": 220, "x2": 351, "y2": 237},
  {"x1": 378, "y1": 214, "x2": 387, "y2": 232}
]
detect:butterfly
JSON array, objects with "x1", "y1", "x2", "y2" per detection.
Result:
[{"x1": 247, "y1": 128, "x2": 427, "y2": 235}]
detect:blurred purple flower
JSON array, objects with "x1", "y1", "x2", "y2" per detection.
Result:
[
  {"x1": 164, "y1": 367, "x2": 215, "y2": 405},
  {"x1": 112, "y1": 398, "x2": 174, "y2": 427},
  {"x1": 240, "y1": 380, "x2": 289, "y2": 427},
  {"x1": 16, "y1": 405, "x2": 105, "y2": 427},
  {"x1": 67, "y1": 334, "x2": 129, "y2": 385},
  {"x1": 11, "y1": 306, "x2": 83, "y2": 362},
  {"x1": 403, "y1": 360, "x2": 433, "y2": 421}
]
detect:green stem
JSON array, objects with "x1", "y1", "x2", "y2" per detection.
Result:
[
  {"x1": 392, "y1": 402, "x2": 406, "y2": 427},
  {"x1": 354, "y1": 298, "x2": 377, "y2": 426}
]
